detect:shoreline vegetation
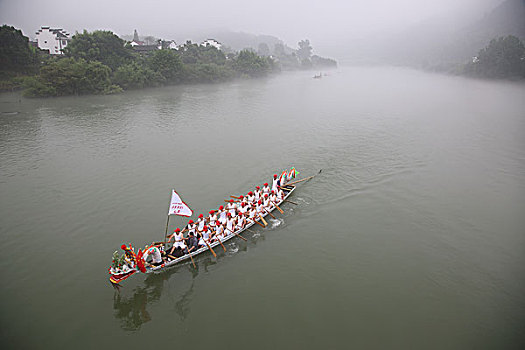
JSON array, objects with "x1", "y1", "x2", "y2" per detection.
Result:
[{"x1": 0, "y1": 26, "x2": 337, "y2": 97}]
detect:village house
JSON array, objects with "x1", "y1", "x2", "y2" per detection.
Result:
[
  {"x1": 201, "y1": 39, "x2": 222, "y2": 50},
  {"x1": 35, "y1": 26, "x2": 70, "y2": 55}
]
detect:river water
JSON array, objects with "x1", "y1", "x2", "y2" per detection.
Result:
[{"x1": 1, "y1": 67, "x2": 524, "y2": 349}]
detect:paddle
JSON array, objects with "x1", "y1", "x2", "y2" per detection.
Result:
[
  {"x1": 243, "y1": 226, "x2": 256, "y2": 234},
  {"x1": 263, "y1": 207, "x2": 276, "y2": 219},
  {"x1": 197, "y1": 231, "x2": 217, "y2": 258},
  {"x1": 271, "y1": 201, "x2": 285, "y2": 214},
  {"x1": 185, "y1": 246, "x2": 198, "y2": 268},
  {"x1": 283, "y1": 169, "x2": 322, "y2": 187},
  {"x1": 215, "y1": 234, "x2": 227, "y2": 252},
  {"x1": 258, "y1": 213, "x2": 268, "y2": 226},
  {"x1": 283, "y1": 199, "x2": 298, "y2": 205},
  {"x1": 250, "y1": 216, "x2": 266, "y2": 228},
  {"x1": 223, "y1": 226, "x2": 248, "y2": 241}
]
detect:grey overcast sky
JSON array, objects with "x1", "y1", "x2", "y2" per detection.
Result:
[{"x1": 0, "y1": 0, "x2": 502, "y2": 48}]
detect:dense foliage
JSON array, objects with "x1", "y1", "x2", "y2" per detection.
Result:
[
  {"x1": 464, "y1": 35, "x2": 525, "y2": 79},
  {"x1": 64, "y1": 30, "x2": 133, "y2": 70},
  {"x1": 24, "y1": 30, "x2": 279, "y2": 96},
  {"x1": 0, "y1": 25, "x2": 39, "y2": 75},
  {"x1": 232, "y1": 50, "x2": 273, "y2": 77},
  {"x1": 24, "y1": 57, "x2": 121, "y2": 97},
  {"x1": 270, "y1": 39, "x2": 337, "y2": 70},
  {"x1": 2, "y1": 27, "x2": 337, "y2": 97}
]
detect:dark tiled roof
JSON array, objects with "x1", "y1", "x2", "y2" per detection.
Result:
[{"x1": 133, "y1": 45, "x2": 159, "y2": 52}]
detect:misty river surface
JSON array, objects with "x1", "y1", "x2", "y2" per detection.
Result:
[{"x1": 1, "y1": 67, "x2": 524, "y2": 349}]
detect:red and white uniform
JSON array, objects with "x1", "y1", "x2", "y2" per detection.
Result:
[
  {"x1": 277, "y1": 189, "x2": 284, "y2": 201},
  {"x1": 262, "y1": 184, "x2": 270, "y2": 195},
  {"x1": 226, "y1": 217, "x2": 235, "y2": 233},
  {"x1": 215, "y1": 224, "x2": 224, "y2": 240},
  {"x1": 227, "y1": 202, "x2": 237, "y2": 218},
  {"x1": 272, "y1": 176, "x2": 279, "y2": 192},
  {"x1": 197, "y1": 217, "x2": 205, "y2": 231},
  {"x1": 208, "y1": 213, "x2": 217, "y2": 227},
  {"x1": 173, "y1": 231, "x2": 187, "y2": 249},
  {"x1": 198, "y1": 228, "x2": 211, "y2": 246},
  {"x1": 186, "y1": 222, "x2": 196, "y2": 234},
  {"x1": 236, "y1": 215, "x2": 245, "y2": 230},
  {"x1": 218, "y1": 209, "x2": 227, "y2": 224}
]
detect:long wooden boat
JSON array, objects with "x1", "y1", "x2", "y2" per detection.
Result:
[
  {"x1": 148, "y1": 184, "x2": 295, "y2": 273},
  {"x1": 109, "y1": 184, "x2": 296, "y2": 284}
]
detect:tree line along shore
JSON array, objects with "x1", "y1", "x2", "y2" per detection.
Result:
[{"x1": 0, "y1": 25, "x2": 337, "y2": 97}]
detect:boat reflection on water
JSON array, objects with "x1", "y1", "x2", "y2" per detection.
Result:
[
  {"x1": 111, "y1": 214, "x2": 287, "y2": 330},
  {"x1": 112, "y1": 256, "x2": 216, "y2": 331}
]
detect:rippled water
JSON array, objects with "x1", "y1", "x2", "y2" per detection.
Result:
[{"x1": 1, "y1": 67, "x2": 524, "y2": 349}]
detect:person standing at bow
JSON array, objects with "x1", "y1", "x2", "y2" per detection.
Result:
[{"x1": 272, "y1": 174, "x2": 279, "y2": 193}]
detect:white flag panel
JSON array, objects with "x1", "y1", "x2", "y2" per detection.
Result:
[{"x1": 168, "y1": 190, "x2": 193, "y2": 217}]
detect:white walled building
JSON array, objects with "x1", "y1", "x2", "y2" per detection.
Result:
[
  {"x1": 35, "y1": 26, "x2": 70, "y2": 55},
  {"x1": 200, "y1": 39, "x2": 222, "y2": 50}
]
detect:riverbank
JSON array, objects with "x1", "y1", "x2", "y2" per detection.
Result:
[{"x1": 1, "y1": 26, "x2": 337, "y2": 98}]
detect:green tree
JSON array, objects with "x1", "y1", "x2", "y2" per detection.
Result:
[
  {"x1": 147, "y1": 49, "x2": 183, "y2": 82},
  {"x1": 64, "y1": 30, "x2": 133, "y2": 70},
  {"x1": 465, "y1": 35, "x2": 525, "y2": 79},
  {"x1": 112, "y1": 61, "x2": 164, "y2": 89},
  {"x1": 24, "y1": 57, "x2": 117, "y2": 96},
  {"x1": 232, "y1": 49, "x2": 271, "y2": 77},
  {"x1": 0, "y1": 25, "x2": 38, "y2": 75}
]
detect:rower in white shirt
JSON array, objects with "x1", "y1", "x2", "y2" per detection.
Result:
[
  {"x1": 246, "y1": 191, "x2": 255, "y2": 203},
  {"x1": 198, "y1": 225, "x2": 211, "y2": 248},
  {"x1": 218, "y1": 205, "x2": 227, "y2": 224},
  {"x1": 225, "y1": 212, "x2": 235, "y2": 234},
  {"x1": 237, "y1": 195, "x2": 245, "y2": 204},
  {"x1": 197, "y1": 214, "x2": 205, "y2": 231},
  {"x1": 214, "y1": 222, "x2": 224, "y2": 241},
  {"x1": 238, "y1": 202, "x2": 248, "y2": 216},
  {"x1": 185, "y1": 220, "x2": 196, "y2": 235},
  {"x1": 263, "y1": 194, "x2": 271, "y2": 209},
  {"x1": 262, "y1": 183, "x2": 271, "y2": 195},
  {"x1": 227, "y1": 199, "x2": 237, "y2": 218},
  {"x1": 168, "y1": 228, "x2": 187, "y2": 255},
  {"x1": 254, "y1": 186, "x2": 262, "y2": 201},
  {"x1": 276, "y1": 188, "x2": 284, "y2": 202},
  {"x1": 247, "y1": 204, "x2": 257, "y2": 222},
  {"x1": 208, "y1": 210, "x2": 217, "y2": 228},
  {"x1": 236, "y1": 213, "x2": 246, "y2": 230},
  {"x1": 256, "y1": 200, "x2": 264, "y2": 214},
  {"x1": 269, "y1": 190, "x2": 278, "y2": 204}
]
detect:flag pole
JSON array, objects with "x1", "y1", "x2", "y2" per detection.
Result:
[{"x1": 164, "y1": 215, "x2": 171, "y2": 250}]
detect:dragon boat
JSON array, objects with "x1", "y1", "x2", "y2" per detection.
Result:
[{"x1": 108, "y1": 182, "x2": 297, "y2": 285}]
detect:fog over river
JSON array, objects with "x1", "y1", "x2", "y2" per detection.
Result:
[{"x1": 1, "y1": 67, "x2": 524, "y2": 349}]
